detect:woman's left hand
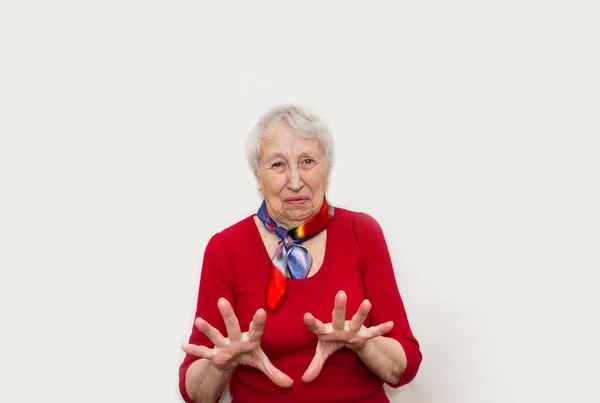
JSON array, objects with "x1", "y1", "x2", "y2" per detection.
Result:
[{"x1": 302, "y1": 290, "x2": 394, "y2": 382}]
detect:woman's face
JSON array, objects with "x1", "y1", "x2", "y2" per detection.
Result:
[{"x1": 256, "y1": 121, "x2": 329, "y2": 229}]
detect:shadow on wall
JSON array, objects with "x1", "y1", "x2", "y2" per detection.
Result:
[
  {"x1": 219, "y1": 383, "x2": 232, "y2": 403},
  {"x1": 385, "y1": 268, "x2": 501, "y2": 403},
  {"x1": 386, "y1": 378, "x2": 433, "y2": 403}
]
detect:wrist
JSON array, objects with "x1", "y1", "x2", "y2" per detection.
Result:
[
  {"x1": 346, "y1": 337, "x2": 375, "y2": 355},
  {"x1": 209, "y1": 359, "x2": 238, "y2": 374}
]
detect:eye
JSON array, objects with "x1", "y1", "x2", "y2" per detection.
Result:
[
  {"x1": 271, "y1": 162, "x2": 284, "y2": 168},
  {"x1": 301, "y1": 158, "x2": 314, "y2": 165}
]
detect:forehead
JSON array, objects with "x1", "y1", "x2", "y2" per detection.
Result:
[{"x1": 260, "y1": 121, "x2": 322, "y2": 158}]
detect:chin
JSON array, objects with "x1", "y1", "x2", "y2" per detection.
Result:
[{"x1": 285, "y1": 207, "x2": 314, "y2": 222}]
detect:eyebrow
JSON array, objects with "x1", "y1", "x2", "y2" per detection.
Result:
[
  {"x1": 263, "y1": 151, "x2": 319, "y2": 162},
  {"x1": 264, "y1": 153, "x2": 287, "y2": 161}
]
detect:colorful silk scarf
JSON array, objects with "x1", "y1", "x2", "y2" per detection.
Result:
[{"x1": 257, "y1": 197, "x2": 335, "y2": 310}]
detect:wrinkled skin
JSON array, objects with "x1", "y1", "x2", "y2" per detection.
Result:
[
  {"x1": 182, "y1": 298, "x2": 293, "y2": 387},
  {"x1": 302, "y1": 290, "x2": 394, "y2": 382}
]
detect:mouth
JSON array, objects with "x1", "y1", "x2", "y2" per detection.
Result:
[{"x1": 284, "y1": 196, "x2": 310, "y2": 205}]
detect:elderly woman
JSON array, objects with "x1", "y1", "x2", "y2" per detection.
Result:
[{"x1": 179, "y1": 105, "x2": 421, "y2": 403}]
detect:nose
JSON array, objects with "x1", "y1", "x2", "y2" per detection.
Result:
[{"x1": 286, "y1": 165, "x2": 304, "y2": 192}]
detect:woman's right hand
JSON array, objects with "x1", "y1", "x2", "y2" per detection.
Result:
[{"x1": 181, "y1": 297, "x2": 293, "y2": 387}]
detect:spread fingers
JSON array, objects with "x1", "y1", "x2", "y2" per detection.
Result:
[
  {"x1": 181, "y1": 343, "x2": 218, "y2": 359},
  {"x1": 331, "y1": 291, "x2": 347, "y2": 330},
  {"x1": 217, "y1": 298, "x2": 242, "y2": 341},
  {"x1": 248, "y1": 308, "x2": 267, "y2": 341},
  {"x1": 304, "y1": 312, "x2": 325, "y2": 334},
  {"x1": 349, "y1": 299, "x2": 371, "y2": 332},
  {"x1": 194, "y1": 317, "x2": 227, "y2": 346}
]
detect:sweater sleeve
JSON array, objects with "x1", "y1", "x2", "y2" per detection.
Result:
[
  {"x1": 352, "y1": 212, "x2": 422, "y2": 387},
  {"x1": 178, "y1": 232, "x2": 236, "y2": 403}
]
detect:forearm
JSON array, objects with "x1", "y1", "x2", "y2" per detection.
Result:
[
  {"x1": 354, "y1": 336, "x2": 407, "y2": 385},
  {"x1": 185, "y1": 358, "x2": 235, "y2": 403}
]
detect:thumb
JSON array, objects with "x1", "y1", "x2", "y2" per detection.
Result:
[
  {"x1": 256, "y1": 350, "x2": 293, "y2": 388},
  {"x1": 301, "y1": 344, "x2": 326, "y2": 383}
]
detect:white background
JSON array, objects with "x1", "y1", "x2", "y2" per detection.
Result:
[{"x1": 1, "y1": 1, "x2": 599, "y2": 402}]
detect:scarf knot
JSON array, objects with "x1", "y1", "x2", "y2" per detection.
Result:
[{"x1": 256, "y1": 197, "x2": 334, "y2": 310}]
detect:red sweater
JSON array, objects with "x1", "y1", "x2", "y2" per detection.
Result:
[{"x1": 179, "y1": 208, "x2": 422, "y2": 403}]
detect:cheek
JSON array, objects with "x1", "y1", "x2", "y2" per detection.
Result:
[
  {"x1": 263, "y1": 174, "x2": 287, "y2": 194},
  {"x1": 304, "y1": 172, "x2": 328, "y2": 193}
]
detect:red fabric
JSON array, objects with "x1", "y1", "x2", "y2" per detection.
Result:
[
  {"x1": 179, "y1": 208, "x2": 422, "y2": 403},
  {"x1": 294, "y1": 196, "x2": 333, "y2": 236},
  {"x1": 266, "y1": 258, "x2": 287, "y2": 309}
]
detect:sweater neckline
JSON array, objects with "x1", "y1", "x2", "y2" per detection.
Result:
[{"x1": 248, "y1": 213, "x2": 334, "y2": 285}]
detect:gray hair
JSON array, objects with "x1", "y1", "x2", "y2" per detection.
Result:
[{"x1": 246, "y1": 104, "x2": 334, "y2": 175}]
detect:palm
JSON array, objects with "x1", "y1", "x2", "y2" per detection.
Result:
[
  {"x1": 182, "y1": 298, "x2": 293, "y2": 387},
  {"x1": 302, "y1": 291, "x2": 394, "y2": 382}
]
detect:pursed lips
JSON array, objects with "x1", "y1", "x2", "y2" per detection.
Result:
[{"x1": 284, "y1": 196, "x2": 310, "y2": 204}]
